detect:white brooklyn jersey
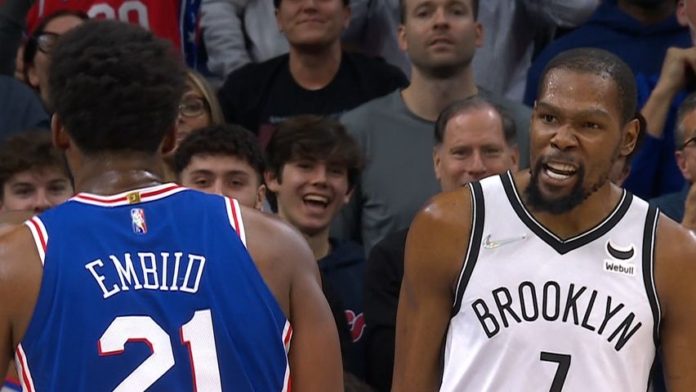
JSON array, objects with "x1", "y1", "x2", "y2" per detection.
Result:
[{"x1": 441, "y1": 172, "x2": 660, "y2": 392}]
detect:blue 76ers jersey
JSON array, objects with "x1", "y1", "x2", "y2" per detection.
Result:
[{"x1": 16, "y1": 184, "x2": 291, "y2": 391}]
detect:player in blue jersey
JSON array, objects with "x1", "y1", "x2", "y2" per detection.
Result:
[{"x1": 0, "y1": 19, "x2": 343, "y2": 391}]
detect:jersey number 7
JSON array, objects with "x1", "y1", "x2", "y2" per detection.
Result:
[{"x1": 540, "y1": 351, "x2": 571, "y2": 392}]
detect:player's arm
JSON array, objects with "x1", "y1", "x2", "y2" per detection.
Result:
[
  {"x1": 284, "y1": 230, "x2": 343, "y2": 391},
  {"x1": 392, "y1": 189, "x2": 473, "y2": 391},
  {"x1": 654, "y1": 217, "x2": 696, "y2": 391},
  {"x1": 0, "y1": 225, "x2": 43, "y2": 374},
  {"x1": 244, "y1": 210, "x2": 343, "y2": 391}
]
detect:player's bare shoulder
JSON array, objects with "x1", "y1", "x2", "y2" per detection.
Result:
[
  {"x1": 236, "y1": 205, "x2": 319, "y2": 315},
  {"x1": 406, "y1": 186, "x2": 476, "y2": 286},
  {"x1": 654, "y1": 215, "x2": 696, "y2": 309},
  {"x1": 0, "y1": 220, "x2": 43, "y2": 346}
]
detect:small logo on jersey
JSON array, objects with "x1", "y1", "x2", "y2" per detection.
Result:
[
  {"x1": 127, "y1": 192, "x2": 141, "y2": 204},
  {"x1": 603, "y1": 240, "x2": 636, "y2": 276},
  {"x1": 345, "y1": 310, "x2": 366, "y2": 343},
  {"x1": 482, "y1": 233, "x2": 528, "y2": 249},
  {"x1": 131, "y1": 208, "x2": 147, "y2": 234}
]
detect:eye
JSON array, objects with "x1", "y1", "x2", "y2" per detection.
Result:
[
  {"x1": 450, "y1": 148, "x2": 471, "y2": 159},
  {"x1": 12, "y1": 186, "x2": 34, "y2": 197},
  {"x1": 482, "y1": 147, "x2": 503, "y2": 157},
  {"x1": 192, "y1": 177, "x2": 210, "y2": 187},
  {"x1": 48, "y1": 183, "x2": 69, "y2": 194},
  {"x1": 295, "y1": 161, "x2": 314, "y2": 170},
  {"x1": 539, "y1": 113, "x2": 557, "y2": 124},
  {"x1": 582, "y1": 122, "x2": 601, "y2": 130}
]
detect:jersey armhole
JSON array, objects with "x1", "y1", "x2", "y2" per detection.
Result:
[
  {"x1": 224, "y1": 197, "x2": 247, "y2": 247},
  {"x1": 452, "y1": 181, "x2": 485, "y2": 316},
  {"x1": 642, "y1": 206, "x2": 661, "y2": 347},
  {"x1": 24, "y1": 217, "x2": 48, "y2": 266}
]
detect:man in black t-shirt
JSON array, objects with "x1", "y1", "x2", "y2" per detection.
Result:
[{"x1": 217, "y1": 0, "x2": 408, "y2": 146}]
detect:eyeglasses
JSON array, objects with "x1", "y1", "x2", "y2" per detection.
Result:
[
  {"x1": 679, "y1": 136, "x2": 696, "y2": 150},
  {"x1": 33, "y1": 32, "x2": 61, "y2": 54},
  {"x1": 178, "y1": 97, "x2": 209, "y2": 118}
]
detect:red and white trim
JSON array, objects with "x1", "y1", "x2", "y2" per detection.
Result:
[
  {"x1": 24, "y1": 217, "x2": 48, "y2": 266},
  {"x1": 71, "y1": 183, "x2": 184, "y2": 207},
  {"x1": 15, "y1": 344, "x2": 36, "y2": 392},
  {"x1": 224, "y1": 198, "x2": 247, "y2": 247},
  {"x1": 281, "y1": 321, "x2": 292, "y2": 392}
]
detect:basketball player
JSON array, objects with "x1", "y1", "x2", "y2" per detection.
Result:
[
  {"x1": 0, "y1": 20, "x2": 342, "y2": 391},
  {"x1": 393, "y1": 48, "x2": 696, "y2": 391}
]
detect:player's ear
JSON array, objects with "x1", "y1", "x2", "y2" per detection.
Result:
[
  {"x1": 620, "y1": 115, "x2": 641, "y2": 158},
  {"x1": 52, "y1": 113, "x2": 70, "y2": 150}
]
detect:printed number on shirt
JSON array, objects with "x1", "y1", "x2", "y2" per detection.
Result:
[
  {"x1": 98, "y1": 309, "x2": 222, "y2": 391},
  {"x1": 88, "y1": 1, "x2": 150, "y2": 30},
  {"x1": 540, "y1": 351, "x2": 571, "y2": 392}
]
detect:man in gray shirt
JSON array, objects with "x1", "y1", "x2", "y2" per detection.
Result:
[{"x1": 335, "y1": 0, "x2": 531, "y2": 254}]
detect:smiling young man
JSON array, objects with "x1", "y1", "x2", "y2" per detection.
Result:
[
  {"x1": 174, "y1": 124, "x2": 266, "y2": 210},
  {"x1": 265, "y1": 115, "x2": 367, "y2": 379},
  {"x1": 393, "y1": 48, "x2": 696, "y2": 391},
  {"x1": 0, "y1": 131, "x2": 73, "y2": 214}
]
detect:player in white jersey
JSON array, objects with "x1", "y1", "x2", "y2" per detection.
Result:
[{"x1": 393, "y1": 47, "x2": 696, "y2": 391}]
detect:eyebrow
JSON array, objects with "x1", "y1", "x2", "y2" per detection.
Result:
[{"x1": 535, "y1": 101, "x2": 613, "y2": 120}]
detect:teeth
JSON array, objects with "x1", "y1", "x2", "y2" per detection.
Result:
[
  {"x1": 545, "y1": 168, "x2": 571, "y2": 180},
  {"x1": 304, "y1": 195, "x2": 329, "y2": 204},
  {"x1": 546, "y1": 162, "x2": 576, "y2": 173}
]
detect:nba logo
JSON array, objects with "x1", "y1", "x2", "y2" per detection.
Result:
[{"x1": 131, "y1": 208, "x2": 147, "y2": 234}]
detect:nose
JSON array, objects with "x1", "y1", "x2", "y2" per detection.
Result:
[
  {"x1": 33, "y1": 190, "x2": 52, "y2": 213},
  {"x1": 467, "y1": 151, "x2": 487, "y2": 180},
  {"x1": 300, "y1": 0, "x2": 318, "y2": 11},
  {"x1": 433, "y1": 7, "x2": 449, "y2": 28},
  {"x1": 549, "y1": 124, "x2": 578, "y2": 151},
  {"x1": 310, "y1": 165, "x2": 328, "y2": 185},
  {"x1": 212, "y1": 179, "x2": 225, "y2": 196}
]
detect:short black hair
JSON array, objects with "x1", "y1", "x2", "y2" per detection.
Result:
[
  {"x1": 48, "y1": 20, "x2": 186, "y2": 155},
  {"x1": 537, "y1": 48, "x2": 637, "y2": 126},
  {"x1": 400, "y1": 0, "x2": 478, "y2": 23},
  {"x1": 275, "y1": 0, "x2": 349, "y2": 8},
  {"x1": 23, "y1": 9, "x2": 89, "y2": 78},
  {"x1": 173, "y1": 124, "x2": 265, "y2": 183},
  {"x1": 265, "y1": 115, "x2": 363, "y2": 192},
  {"x1": 0, "y1": 131, "x2": 70, "y2": 198},
  {"x1": 676, "y1": 92, "x2": 696, "y2": 149},
  {"x1": 435, "y1": 96, "x2": 516, "y2": 146}
]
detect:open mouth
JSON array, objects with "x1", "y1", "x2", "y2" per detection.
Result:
[
  {"x1": 543, "y1": 161, "x2": 578, "y2": 181},
  {"x1": 303, "y1": 194, "x2": 330, "y2": 209}
]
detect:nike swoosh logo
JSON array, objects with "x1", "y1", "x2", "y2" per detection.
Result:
[{"x1": 482, "y1": 234, "x2": 528, "y2": 249}]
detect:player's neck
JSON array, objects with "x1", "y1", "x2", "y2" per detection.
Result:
[
  {"x1": 518, "y1": 173, "x2": 623, "y2": 239},
  {"x1": 72, "y1": 153, "x2": 166, "y2": 195}
]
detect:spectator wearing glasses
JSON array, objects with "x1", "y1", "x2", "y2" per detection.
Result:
[
  {"x1": 651, "y1": 92, "x2": 696, "y2": 230},
  {"x1": 23, "y1": 10, "x2": 88, "y2": 109},
  {"x1": 175, "y1": 70, "x2": 225, "y2": 148}
]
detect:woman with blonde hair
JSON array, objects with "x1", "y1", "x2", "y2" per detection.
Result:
[{"x1": 175, "y1": 69, "x2": 225, "y2": 147}]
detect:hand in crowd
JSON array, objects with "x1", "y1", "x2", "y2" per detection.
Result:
[{"x1": 655, "y1": 47, "x2": 696, "y2": 102}]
